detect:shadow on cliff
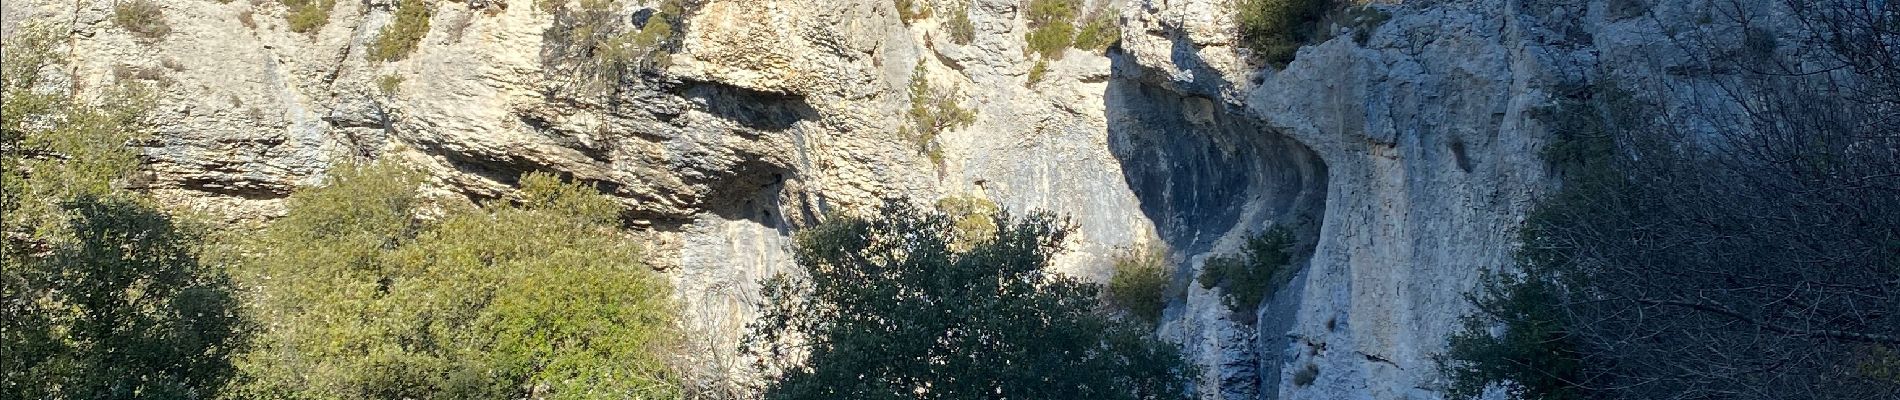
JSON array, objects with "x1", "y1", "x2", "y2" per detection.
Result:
[
  {"x1": 1102, "y1": 28, "x2": 1331, "y2": 399},
  {"x1": 1102, "y1": 35, "x2": 1328, "y2": 258}
]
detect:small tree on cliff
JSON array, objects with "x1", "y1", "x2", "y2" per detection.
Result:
[{"x1": 746, "y1": 201, "x2": 1195, "y2": 400}]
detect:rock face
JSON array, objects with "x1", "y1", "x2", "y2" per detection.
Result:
[{"x1": 0, "y1": 0, "x2": 1763, "y2": 398}]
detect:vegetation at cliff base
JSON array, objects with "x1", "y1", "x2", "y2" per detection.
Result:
[
  {"x1": 1237, "y1": 0, "x2": 1333, "y2": 67},
  {"x1": 1107, "y1": 244, "x2": 1172, "y2": 325},
  {"x1": 1437, "y1": 3, "x2": 1900, "y2": 399},
  {"x1": 746, "y1": 201, "x2": 1195, "y2": 400},
  {"x1": 223, "y1": 163, "x2": 681, "y2": 399},
  {"x1": 3, "y1": 27, "x2": 241, "y2": 400}
]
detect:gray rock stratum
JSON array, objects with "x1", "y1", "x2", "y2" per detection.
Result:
[{"x1": 0, "y1": 0, "x2": 1771, "y2": 398}]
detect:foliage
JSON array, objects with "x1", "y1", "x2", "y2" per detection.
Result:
[
  {"x1": 3, "y1": 197, "x2": 245, "y2": 400},
  {"x1": 368, "y1": 0, "x2": 433, "y2": 61},
  {"x1": 895, "y1": 0, "x2": 931, "y2": 24},
  {"x1": 1, "y1": 27, "x2": 154, "y2": 240},
  {"x1": 1439, "y1": 4, "x2": 1900, "y2": 394},
  {"x1": 746, "y1": 201, "x2": 1195, "y2": 400},
  {"x1": 1236, "y1": 0, "x2": 1333, "y2": 67},
  {"x1": 279, "y1": 0, "x2": 337, "y2": 34},
  {"x1": 1437, "y1": 272, "x2": 1586, "y2": 400},
  {"x1": 1106, "y1": 244, "x2": 1171, "y2": 325},
  {"x1": 1196, "y1": 226, "x2": 1297, "y2": 318},
  {"x1": 226, "y1": 162, "x2": 681, "y2": 399},
  {"x1": 1073, "y1": 8, "x2": 1120, "y2": 52},
  {"x1": 541, "y1": 0, "x2": 683, "y2": 94},
  {"x1": 945, "y1": 1, "x2": 975, "y2": 45},
  {"x1": 934, "y1": 194, "x2": 999, "y2": 249},
  {"x1": 2, "y1": 27, "x2": 242, "y2": 400},
  {"x1": 905, "y1": 63, "x2": 975, "y2": 165},
  {"x1": 1023, "y1": 0, "x2": 1079, "y2": 59},
  {"x1": 113, "y1": 0, "x2": 172, "y2": 39},
  {"x1": 377, "y1": 74, "x2": 404, "y2": 96},
  {"x1": 1026, "y1": 59, "x2": 1049, "y2": 85}
]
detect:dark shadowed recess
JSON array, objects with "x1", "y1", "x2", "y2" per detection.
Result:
[{"x1": 1103, "y1": 29, "x2": 1330, "y2": 399}]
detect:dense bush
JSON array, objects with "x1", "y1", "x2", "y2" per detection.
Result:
[
  {"x1": 2, "y1": 28, "x2": 242, "y2": 400},
  {"x1": 1107, "y1": 244, "x2": 1172, "y2": 325},
  {"x1": 1073, "y1": 9, "x2": 1120, "y2": 52},
  {"x1": 747, "y1": 201, "x2": 1194, "y2": 400},
  {"x1": 1236, "y1": 0, "x2": 1332, "y2": 67},
  {"x1": 368, "y1": 0, "x2": 433, "y2": 61},
  {"x1": 279, "y1": 0, "x2": 337, "y2": 34},
  {"x1": 935, "y1": 194, "x2": 999, "y2": 249},
  {"x1": 1438, "y1": 272, "x2": 1586, "y2": 400},
  {"x1": 1023, "y1": 0, "x2": 1080, "y2": 59},
  {"x1": 1196, "y1": 226, "x2": 1297, "y2": 319},
  {"x1": 113, "y1": 0, "x2": 171, "y2": 39},
  {"x1": 945, "y1": 1, "x2": 975, "y2": 45},
  {"x1": 225, "y1": 163, "x2": 681, "y2": 399}
]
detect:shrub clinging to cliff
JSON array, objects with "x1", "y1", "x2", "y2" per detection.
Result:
[
  {"x1": 368, "y1": 0, "x2": 433, "y2": 61},
  {"x1": 1197, "y1": 226, "x2": 1298, "y2": 320},
  {"x1": 1236, "y1": 0, "x2": 1333, "y2": 67}
]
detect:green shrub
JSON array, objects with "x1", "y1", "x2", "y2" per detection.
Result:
[
  {"x1": 376, "y1": 74, "x2": 403, "y2": 95},
  {"x1": 2, "y1": 27, "x2": 154, "y2": 219},
  {"x1": 1236, "y1": 0, "x2": 1333, "y2": 67},
  {"x1": 1073, "y1": 9, "x2": 1120, "y2": 52},
  {"x1": 747, "y1": 201, "x2": 1194, "y2": 399},
  {"x1": 1436, "y1": 271, "x2": 1586, "y2": 400},
  {"x1": 113, "y1": 0, "x2": 171, "y2": 39},
  {"x1": 226, "y1": 162, "x2": 682, "y2": 399},
  {"x1": 1107, "y1": 244, "x2": 1171, "y2": 325},
  {"x1": 280, "y1": 0, "x2": 337, "y2": 34},
  {"x1": 895, "y1": 0, "x2": 931, "y2": 23},
  {"x1": 1023, "y1": 0, "x2": 1080, "y2": 59},
  {"x1": 945, "y1": 1, "x2": 975, "y2": 45},
  {"x1": 368, "y1": 0, "x2": 433, "y2": 61},
  {"x1": 1197, "y1": 226, "x2": 1297, "y2": 317},
  {"x1": 905, "y1": 63, "x2": 975, "y2": 165},
  {"x1": 936, "y1": 194, "x2": 1000, "y2": 249},
  {"x1": 3, "y1": 28, "x2": 241, "y2": 399},
  {"x1": 1026, "y1": 59, "x2": 1049, "y2": 85}
]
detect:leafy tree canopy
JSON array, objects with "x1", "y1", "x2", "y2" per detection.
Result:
[
  {"x1": 2, "y1": 26, "x2": 242, "y2": 400},
  {"x1": 226, "y1": 162, "x2": 680, "y2": 400},
  {"x1": 747, "y1": 201, "x2": 1194, "y2": 400}
]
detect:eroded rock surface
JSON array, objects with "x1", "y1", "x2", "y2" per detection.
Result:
[{"x1": 2, "y1": 0, "x2": 1778, "y2": 398}]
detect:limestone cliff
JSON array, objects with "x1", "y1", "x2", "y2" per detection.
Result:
[{"x1": 0, "y1": 0, "x2": 1761, "y2": 398}]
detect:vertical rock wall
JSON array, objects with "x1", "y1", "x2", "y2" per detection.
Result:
[{"x1": 4, "y1": 0, "x2": 1781, "y2": 398}]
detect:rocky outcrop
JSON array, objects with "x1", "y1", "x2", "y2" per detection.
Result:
[{"x1": 2, "y1": 0, "x2": 1780, "y2": 398}]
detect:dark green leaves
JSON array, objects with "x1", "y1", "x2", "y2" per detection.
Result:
[{"x1": 748, "y1": 200, "x2": 1193, "y2": 400}]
